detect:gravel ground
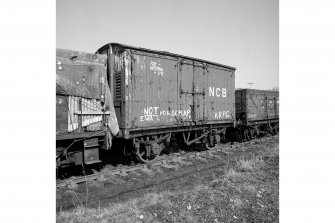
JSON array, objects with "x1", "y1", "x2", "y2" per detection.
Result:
[{"x1": 57, "y1": 137, "x2": 279, "y2": 223}]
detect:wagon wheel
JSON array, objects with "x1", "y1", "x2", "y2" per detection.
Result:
[
  {"x1": 135, "y1": 142, "x2": 162, "y2": 163},
  {"x1": 203, "y1": 142, "x2": 215, "y2": 150},
  {"x1": 202, "y1": 136, "x2": 216, "y2": 150},
  {"x1": 272, "y1": 123, "x2": 279, "y2": 135},
  {"x1": 266, "y1": 125, "x2": 275, "y2": 136}
]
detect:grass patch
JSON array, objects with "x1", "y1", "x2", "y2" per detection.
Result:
[
  {"x1": 57, "y1": 139, "x2": 279, "y2": 223},
  {"x1": 58, "y1": 191, "x2": 175, "y2": 223},
  {"x1": 237, "y1": 156, "x2": 265, "y2": 172}
]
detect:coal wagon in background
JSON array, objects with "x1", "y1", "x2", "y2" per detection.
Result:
[
  {"x1": 235, "y1": 89, "x2": 279, "y2": 141},
  {"x1": 96, "y1": 43, "x2": 236, "y2": 162}
]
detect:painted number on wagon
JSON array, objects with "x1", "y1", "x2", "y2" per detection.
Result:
[{"x1": 209, "y1": 87, "x2": 226, "y2": 97}]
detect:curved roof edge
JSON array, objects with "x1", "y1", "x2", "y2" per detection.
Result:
[{"x1": 96, "y1": 42, "x2": 236, "y2": 70}]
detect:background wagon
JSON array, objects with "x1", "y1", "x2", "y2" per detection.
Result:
[{"x1": 235, "y1": 89, "x2": 279, "y2": 140}]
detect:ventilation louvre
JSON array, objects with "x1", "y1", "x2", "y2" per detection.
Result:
[{"x1": 114, "y1": 72, "x2": 122, "y2": 99}]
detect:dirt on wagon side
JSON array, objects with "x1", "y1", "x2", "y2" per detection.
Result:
[{"x1": 57, "y1": 137, "x2": 279, "y2": 223}]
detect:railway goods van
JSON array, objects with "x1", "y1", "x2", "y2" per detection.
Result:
[
  {"x1": 235, "y1": 89, "x2": 279, "y2": 139},
  {"x1": 96, "y1": 43, "x2": 236, "y2": 162}
]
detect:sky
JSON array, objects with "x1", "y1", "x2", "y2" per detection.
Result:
[{"x1": 57, "y1": 0, "x2": 278, "y2": 90}]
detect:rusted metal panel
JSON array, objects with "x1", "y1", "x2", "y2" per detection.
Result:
[
  {"x1": 235, "y1": 89, "x2": 279, "y2": 124},
  {"x1": 128, "y1": 51, "x2": 181, "y2": 128},
  {"x1": 193, "y1": 63, "x2": 206, "y2": 121},
  {"x1": 56, "y1": 95, "x2": 68, "y2": 135},
  {"x1": 56, "y1": 49, "x2": 107, "y2": 100},
  {"x1": 83, "y1": 138, "x2": 100, "y2": 164},
  {"x1": 56, "y1": 48, "x2": 119, "y2": 137},
  {"x1": 204, "y1": 65, "x2": 235, "y2": 122},
  {"x1": 97, "y1": 44, "x2": 236, "y2": 137},
  {"x1": 127, "y1": 51, "x2": 235, "y2": 129}
]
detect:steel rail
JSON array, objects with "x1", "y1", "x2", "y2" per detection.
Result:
[
  {"x1": 57, "y1": 135, "x2": 278, "y2": 189},
  {"x1": 57, "y1": 135, "x2": 278, "y2": 211}
]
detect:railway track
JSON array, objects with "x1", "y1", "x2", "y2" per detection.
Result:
[
  {"x1": 57, "y1": 135, "x2": 278, "y2": 211},
  {"x1": 57, "y1": 136, "x2": 274, "y2": 188}
]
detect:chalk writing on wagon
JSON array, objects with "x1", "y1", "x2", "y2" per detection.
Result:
[
  {"x1": 139, "y1": 106, "x2": 191, "y2": 122},
  {"x1": 149, "y1": 61, "x2": 164, "y2": 76},
  {"x1": 248, "y1": 113, "x2": 257, "y2": 119},
  {"x1": 214, "y1": 111, "x2": 230, "y2": 119},
  {"x1": 209, "y1": 87, "x2": 227, "y2": 97}
]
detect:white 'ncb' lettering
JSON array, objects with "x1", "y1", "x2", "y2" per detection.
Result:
[{"x1": 209, "y1": 87, "x2": 227, "y2": 97}]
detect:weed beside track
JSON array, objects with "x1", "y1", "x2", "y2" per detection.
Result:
[{"x1": 57, "y1": 135, "x2": 279, "y2": 223}]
